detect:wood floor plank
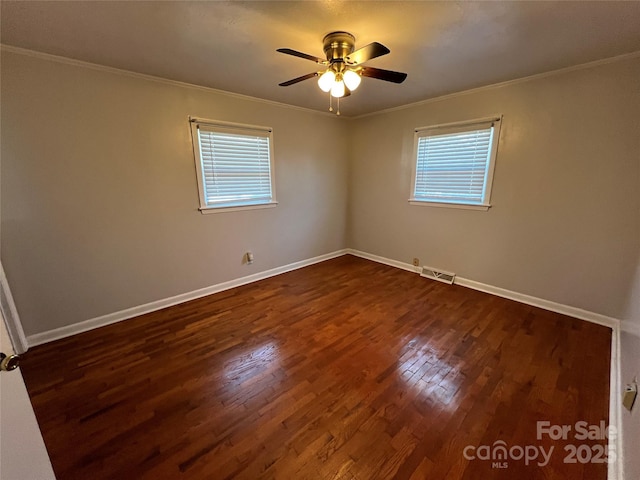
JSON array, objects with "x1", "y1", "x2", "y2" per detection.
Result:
[{"x1": 21, "y1": 255, "x2": 611, "y2": 479}]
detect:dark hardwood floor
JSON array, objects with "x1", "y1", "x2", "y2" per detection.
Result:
[{"x1": 21, "y1": 255, "x2": 611, "y2": 479}]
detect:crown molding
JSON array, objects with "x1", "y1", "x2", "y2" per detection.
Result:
[
  {"x1": 0, "y1": 44, "x2": 339, "y2": 119},
  {"x1": 352, "y1": 50, "x2": 640, "y2": 120},
  {"x1": 3, "y1": 44, "x2": 639, "y2": 120}
]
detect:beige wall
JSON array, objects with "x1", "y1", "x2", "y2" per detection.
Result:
[
  {"x1": 348, "y1": 57, "x2": 640, "y2": 319},
  {"x1": 2, "y1": 50, "x2": 639, "y2": 333},
  {"x1": 624, "y1": 261, "x2": 640, "y2": 329},
  {"x1": 0, "y1": 51, "x2": 348, "y2": 336},
  {"x1": 621, "y1": 258, "x2": 640, "y2": 478},
  {"x1": 621, "y1": 330, "x2": 640, "y2": 478}
]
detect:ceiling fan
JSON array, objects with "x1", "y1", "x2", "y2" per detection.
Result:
[{"x1": 277, "y1": 31, "x2": 407, "y2": 114}]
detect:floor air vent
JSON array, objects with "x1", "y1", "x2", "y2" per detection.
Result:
[{"x1": 420, "y1": 266, "x2": 456, "y2": 285}]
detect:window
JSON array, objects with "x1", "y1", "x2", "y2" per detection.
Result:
[
  {"x1": 410, "y1": 116, "x2": 502, "y2": 210},
  {"x1": 190, "y1": 118, "x2": 276, "y2": 213}
]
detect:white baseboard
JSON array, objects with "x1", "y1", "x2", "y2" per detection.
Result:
[
  {"x1": 27, "y1": 249, "x2": 349, "y2": 347},
  {"x1": 348, "y1": 248, "x2": 620, "y2": 330},
  {"x1": 346, "y1": 249, "x2": 421, "y2": 274},
  {"x1": 0, "y1": 262, "x2": 29, "y2": 354},
  {"x1": 454, "y1": 277, "x2": 620, "y2": 330},
  {"x1": 28, "y1": 247, "x2": 621, "y2": 346}
]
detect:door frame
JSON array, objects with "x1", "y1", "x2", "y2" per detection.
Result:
[{"x1": 0, "y1": 262, "x2": 28, "y2": 353}]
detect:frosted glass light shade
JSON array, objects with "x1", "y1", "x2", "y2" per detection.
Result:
[
  {"x1": 343, "y1": 70, "x2": 361, "y2": 91},
  {"x1": 317, "y1": 70, "x2": 336, "y2": 92},
  {"x1": 330, "y1": 80, "x2": 345, "y2": 98}
]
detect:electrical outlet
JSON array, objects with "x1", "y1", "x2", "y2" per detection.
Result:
[
  {"x1": 412, "y1": 258, "x2": 420, "y2": 267},
  {"x1": 623, "y1": 383, "x2": 638, "y2": 412}
]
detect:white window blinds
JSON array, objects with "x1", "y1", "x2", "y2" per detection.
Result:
[
  {"x1": 191, "y1": 119, "x2": 276, "y2": 211},
  {"x1": 411, "y1": 117, "x2": 501, "y2": 207}
]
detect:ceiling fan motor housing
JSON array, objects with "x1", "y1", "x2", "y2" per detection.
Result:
[
  {"x1": 277, "y1": 31, "x2": 406, "y2": 94},
  {"x1": 323, "y1": 31, "x2": 356, "y2": 66}
]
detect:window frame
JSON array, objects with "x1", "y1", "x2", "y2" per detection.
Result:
[
  {"x1": 189, "y1": 117, "x2": 277, "y2": 214},
  {"x1": 409, "y1": 115, "x2": 502, "y2": 211}
]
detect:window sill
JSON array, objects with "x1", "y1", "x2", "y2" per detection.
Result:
[
  {"x1": 199, "y1": 201, "x2": 278, "y2": 214},
  {"x1": 408, "y1": 200, "x2": 491, "y2": 211}
]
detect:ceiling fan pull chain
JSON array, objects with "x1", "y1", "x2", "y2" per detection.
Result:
[
  {"x1": 337, "y1": 96, "x2": 341, "y2": 116},
  {"x1": 329, "y1": 93, "x2": 333, "y2": 112}
]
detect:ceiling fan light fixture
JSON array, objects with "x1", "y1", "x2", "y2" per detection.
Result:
[
  {"x1": 317, "y1": 70, "x2": 335, "y2": 92},
  {"x1": 343, "y1": 69, "x2": 361, "y2": 91},
  {"x1": 330, "y1": 79, "x2": 345, "y2": 98},
  {"x1": 277, "y1": 31, "x2": 407, "y2": 114}
]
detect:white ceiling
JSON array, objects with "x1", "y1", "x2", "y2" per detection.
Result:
[{"x1": 2, "y1": 1, "x2": 640, "y2": 117}]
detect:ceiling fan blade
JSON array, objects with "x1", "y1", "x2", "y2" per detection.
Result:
[
  {"x1": 278, "y1": 72, "x2": 319, "y2": 87},
  {"x1": 277, "y1": 48, "x2": 327, "y2": 64},
  {"x1": 345, "y1": 42, "x2": 390, "y2": 65},
  {"x1": 360, "y1": 66, "x2": 407, "y2": 84}
]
